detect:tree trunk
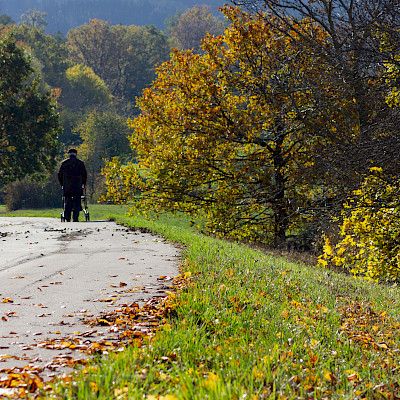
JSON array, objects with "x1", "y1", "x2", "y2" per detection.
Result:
[{"x1": 271, "y1": 128, "x2": 288, "y2": 248}]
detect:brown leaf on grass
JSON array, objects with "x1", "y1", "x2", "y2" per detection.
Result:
[
  {"x1": 339, "y1": 300, "x2": 400, "y2": 353},
  {"x1": 347, "y1": 373, "x2": 359, "y2": 382}
]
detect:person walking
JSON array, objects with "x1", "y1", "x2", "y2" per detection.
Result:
[{"x1": 58, "y1": 149, "x2": 87, "y2": 222}]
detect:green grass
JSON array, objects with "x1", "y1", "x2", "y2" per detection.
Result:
[
  {"x1": 2, "y1": 205, "x2": 400, "y2": 399},
  {"x1": 0, "y1": 204, "x2": 127, "y2": 221}
]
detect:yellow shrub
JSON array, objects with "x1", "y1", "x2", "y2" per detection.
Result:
[{"x1": 320, "y1": 168, "x2": 400, "y2": 282}]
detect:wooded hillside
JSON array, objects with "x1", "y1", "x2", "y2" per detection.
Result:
[{"x1": 0, "y1": 0, "x2": 223, "y2": 33}]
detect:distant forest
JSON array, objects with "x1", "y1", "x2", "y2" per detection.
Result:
[{"x1": 0, "y1": 0, "x2": 223, "y2": 33}]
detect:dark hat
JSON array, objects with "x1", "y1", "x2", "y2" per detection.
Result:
[{"x1": 68, "y1": 148, "x2": 78, "y2": 155}]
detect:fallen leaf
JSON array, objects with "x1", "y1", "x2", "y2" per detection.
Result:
[
  {"x1": 323, "y1": 370, "x2": 336, "y2": 383},
  {"x1": 377, "y1": 342, "x2": 389, "y2": 350}
]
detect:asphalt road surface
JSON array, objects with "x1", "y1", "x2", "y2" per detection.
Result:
[{"x1": 0, "y1": 218, "x2": 179, "y2": 377}]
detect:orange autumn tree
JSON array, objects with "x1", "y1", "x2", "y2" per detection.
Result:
[{"x1": 104, "y1": 7, "x2": 357, "y2": 246}]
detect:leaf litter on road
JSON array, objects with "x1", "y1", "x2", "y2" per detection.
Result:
[{"x1": 0, "y1": 273, "x2": 188, "y2": 399}]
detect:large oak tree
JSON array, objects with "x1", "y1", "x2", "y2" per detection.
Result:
[{"x1": 104, "y1": 7, "x2": 356, "y2": 246}]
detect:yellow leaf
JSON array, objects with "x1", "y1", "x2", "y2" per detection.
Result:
[
  {"x1": 226, "y1": 269, "x2": 235, "y2": 277},
  {"x1": 252, "y1": 367, "x2": 264, "y2": 380},
  {"x1": 114, "y1": 387, "x2": 129, "y2": 396},
  {"x1": 203, "y1": 372, "x2": 219, "y2": 390},
  {"x1": 323, "y1": 370, "x2": 335, "y2": 382},
  {"x1": 89, "y1": 382, "x2": 98, "y2": 392}
]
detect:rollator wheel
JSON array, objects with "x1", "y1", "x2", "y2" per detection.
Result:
[
  {"x1": 85, "y1": 212, "x2": 90, "y2": 222},
  {"x1": 61, "y1": 213, "x2": 65, "y2": 222}
]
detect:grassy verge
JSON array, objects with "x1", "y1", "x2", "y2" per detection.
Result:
[
  {"x1": 2, "y1": 206, "x2": 400, "y2": 399},
  {"x1": 0, "y1": 204, "x2": 127, "y2": 221}
]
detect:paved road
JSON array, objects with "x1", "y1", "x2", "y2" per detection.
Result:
[{"x1": 0, "y1": 218, "x2": 179, "y2": 376}]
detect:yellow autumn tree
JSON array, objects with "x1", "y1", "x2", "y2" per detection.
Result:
[
  {"x1": 319, "y1": 167, "x2": 400, "y2": 282},
  {"x1": 103, "y1": 7, "x2": 357, "y2": 246},
  {"x1": 381, "y1": 30, "x2": 400, "y2": 108},
  {"x1": 318, "y1": 32, "x2": 400, "y2": 282}
]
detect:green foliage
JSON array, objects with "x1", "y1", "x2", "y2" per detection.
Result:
[
  {"x1": 4, "y1": 23, "x2": 69, "y2": 88},
  {"x1": 4, "y1": 173, "x2": 61, "y2": 210},
  {"x1": 77, "y1": 111, "x2": 132, "y2": 198},
  {"x1": 101, "y1": 158, "x2": 140, "y2": 204},
  {"x1": 319, "y1": 167, "x2": 400, "y2": 282},
  {"x1": 0, "y1": 36, "x2": 60, "y2": 186},
  {"x1": 64, "y1": 64, "x2": 112, "y2": 111},
  {"x1": 67, "y1": 20, "x2": 170, "y2": 103},
  {"x1": 57, "y1": 108, "x2": 83, "y2": 147}
]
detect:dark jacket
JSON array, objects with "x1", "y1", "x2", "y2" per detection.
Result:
[{"x1": 58, "y1": 156, "x2": 87, "y2": 196}]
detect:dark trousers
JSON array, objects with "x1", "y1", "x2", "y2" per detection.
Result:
[{"x1": 64, "y1": 195, "x2": 82, "y2": 222}]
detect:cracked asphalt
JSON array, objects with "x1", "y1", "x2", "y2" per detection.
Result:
[{"x1": 0, "y1": 218, "x2": 179, "y2": 375}]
